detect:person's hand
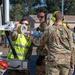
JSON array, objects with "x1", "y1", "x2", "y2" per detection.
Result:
[
  {"x1": 9, "y1": 31, "x2": 18, "y2": 40},
  {"x1": 30, "y1": 30, "x2": 43, "y2": 38}
]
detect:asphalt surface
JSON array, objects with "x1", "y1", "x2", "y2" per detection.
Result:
[
  {"x1": 0, "y1": 46, "x2": 8, "y2": 56},
  {"x1": 0, "y1": 45, "x2": 37, "y2": 56},
  {"x1": 0, "y1": 45, "x2": 37, "y2": 75},
  {"x1": 1, "y1": 45, "x2": 75, "y2": 75}
]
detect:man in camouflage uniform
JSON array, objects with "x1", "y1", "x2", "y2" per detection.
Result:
[
  {"x1": 33, "y1": 11, "x2": 74, "y2": 75},
  {"x1": 35, "y1": 8, "x2": 48, "y2": 75},
  {"x1": 72, "y1": 27, "x2": 75, "y2": 75}
]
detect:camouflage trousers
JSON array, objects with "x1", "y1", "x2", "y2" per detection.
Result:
[
  {"x1": 36, "y1": 66, "x2": 45, "y2": 75},
  {"x1": 45, "y1": 62, "x2": 70, "y2": 75},
  {"x1": 36, "y1": 55, "x2": 46, "y2": 75}
]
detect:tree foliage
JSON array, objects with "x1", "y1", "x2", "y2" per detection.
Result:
[
  {"x1": 64, "y1": 0, "x2": 75, "y2": 15},
  {"x1": 10, "y1": 0, "x2": 36, "y2": 7},
  {"x1": 10, "y1": 0, "x2": 36, "y2": 21},
  {"x1": 10, "y1": 4, "x2": 25, "y2": 21},
  {"x1": 29, "y1": 8, "x2": 36, "y2": 15},
  {"x1": 46, "y1": 0, "x2": 75, "y2": 15},
  {"x1": 9, "y1": 0, "x2": 75, "y2": 21}
]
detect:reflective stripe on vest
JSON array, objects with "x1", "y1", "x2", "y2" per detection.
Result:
[
  {"x1": 7, "y1": 34, "x2": 32, "y2": 60},
  {"x1": 15, "y1": 53, "x2": 25, "y2": 56},
  {"x1": 13, "y1": 44, "x2": 30, "y2": 49},
  {"x1": 8, "y1": 51, "x2": 26, "y2": 56}
]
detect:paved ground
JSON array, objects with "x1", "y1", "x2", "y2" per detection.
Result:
[
  {"x1": 0, "y1": 46, "x2": 8, "y2": 56},
  {"x1": 0, "y1": 45, "x2": 37, "y2": 75},
  {"x1": 0, "y1": 45, "x2": 37, "y2": 56}
]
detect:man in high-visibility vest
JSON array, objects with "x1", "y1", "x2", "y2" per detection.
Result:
[
  {"x1": 20, "y1": 18, "x2": 30, "y2": 28},
  {"x1": 1, "y1": 31, "x2": 5, "y2": 46},
  {"x1": 1, "y1": 31, "x2": 5, "y2": 43},
  {"x1": 7, "y1": 20, "x2": 32, "y2": 75},
  {"x1": 7, "y1": 20, "x2": 32, "y2": 60},
  {"x1": 7, "y1": 33, "x2": 32, "y2": 60}
]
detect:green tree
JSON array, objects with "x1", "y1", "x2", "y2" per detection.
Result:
[
  {"x1": 10, "y1": 4, "x2": 25, "y2": 21},
  {"x1": 29, "y1": 8, "x2": 36, "y2": 15},
  {"x1": 9, "y1": 0, "x2": 75, "y2": 20},
  {"x1": 46, "y1": 0, "x2": 75, "y2": 15},
  {"x1": 10, "y1": 0, "x2": 37, "y2": 20},
  {"x1": 46, "y1": 0, "x2": 61, "y2": 13},
  {"x1": 64, "y1": 0, "x2": 75, "y2": 15}
]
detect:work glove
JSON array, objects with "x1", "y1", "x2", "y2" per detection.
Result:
[{"x1": 30, "y1": 30, "x2": 43, "y2": 38}]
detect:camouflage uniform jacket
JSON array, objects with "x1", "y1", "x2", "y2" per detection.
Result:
[
  {"x1": 33, "y1": 25, "x2": 74, "y2": 65},
  {"x1": 37, "y1": 21, "x2": 47, "y2": 32},
  {"x1": 36, "y1": 21, "x2": 48, "y2": 56}
]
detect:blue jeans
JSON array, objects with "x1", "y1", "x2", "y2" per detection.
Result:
[
  {"x1": 5, "y1": 36, "x2": 9, "y2": 47},
  {"x1": 3, "y1": 69, "x2": 8, "y2": 75},
  {"x1": 29, "y1": 55, "x2": 37, "y2": 75},
  {"x1": 73, "y1": 72, "x2": 75, "y2": 75}
]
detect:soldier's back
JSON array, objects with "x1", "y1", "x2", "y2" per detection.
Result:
[
  {"x1": 45, "y1": 25, "x2": 72, "y2": 65},
  {"x1": 45, "y1": 25, "x2": 73, "y2": 75}
]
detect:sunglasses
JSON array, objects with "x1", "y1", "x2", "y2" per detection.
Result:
[
  {"x1": 37, "y1": 15, "x2": 45, "y2": 18},
  {"x1": 22, "y1": 23, "x2": 29, "y2": 26},
  {"x1": 25, "y1": 23, "x2": 29, "y2": 26}
]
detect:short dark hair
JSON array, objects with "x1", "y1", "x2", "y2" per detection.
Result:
[
  {"x1": 20, "y1": 18, "x2": 29, "y2": 24},
  {"x1": 38, "y1": 8, "x2": 48, "y2": 14},
  {"x1": 55, "y1": 11, "x2": 62, "y2": 21},
  {"x1": 37, "y1": 7, "x2": 48, "y2": 20}
]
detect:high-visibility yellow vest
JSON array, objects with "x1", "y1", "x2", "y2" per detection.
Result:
[
  {"x1": 1, "y1": 31, "x2": 5, "y2": 35},
  {"x1": 63, "y1": 22, "x2": 67, "y2": 27},
  {"x1": 7, "y1": 34, "x2": 32, "y2": 60}
]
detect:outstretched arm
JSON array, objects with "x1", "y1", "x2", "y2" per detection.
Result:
[{"x1": 33, "y1": 31, "x2": 49, "y2": 46}]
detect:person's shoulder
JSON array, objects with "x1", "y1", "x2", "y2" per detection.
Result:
[
  {"x1": 44, "y1": 26, "x2": 56, "y2": 34},
  {"x1": 45, "y1": 25, "x2": 56, "y2": 31},
  {"x1": 41, "y1": 22, "x2": 47, "y2": 26},
  {"x1": 64, "y1": 27, "x2": 72, "y2": 32},
  {"x1": 42, "y1": 21, "x2": 47, "y2": 24}
]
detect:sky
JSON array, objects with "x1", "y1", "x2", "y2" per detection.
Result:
[{"x1": 33, "y1": 0, "x2": 47, "y2": 8}]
